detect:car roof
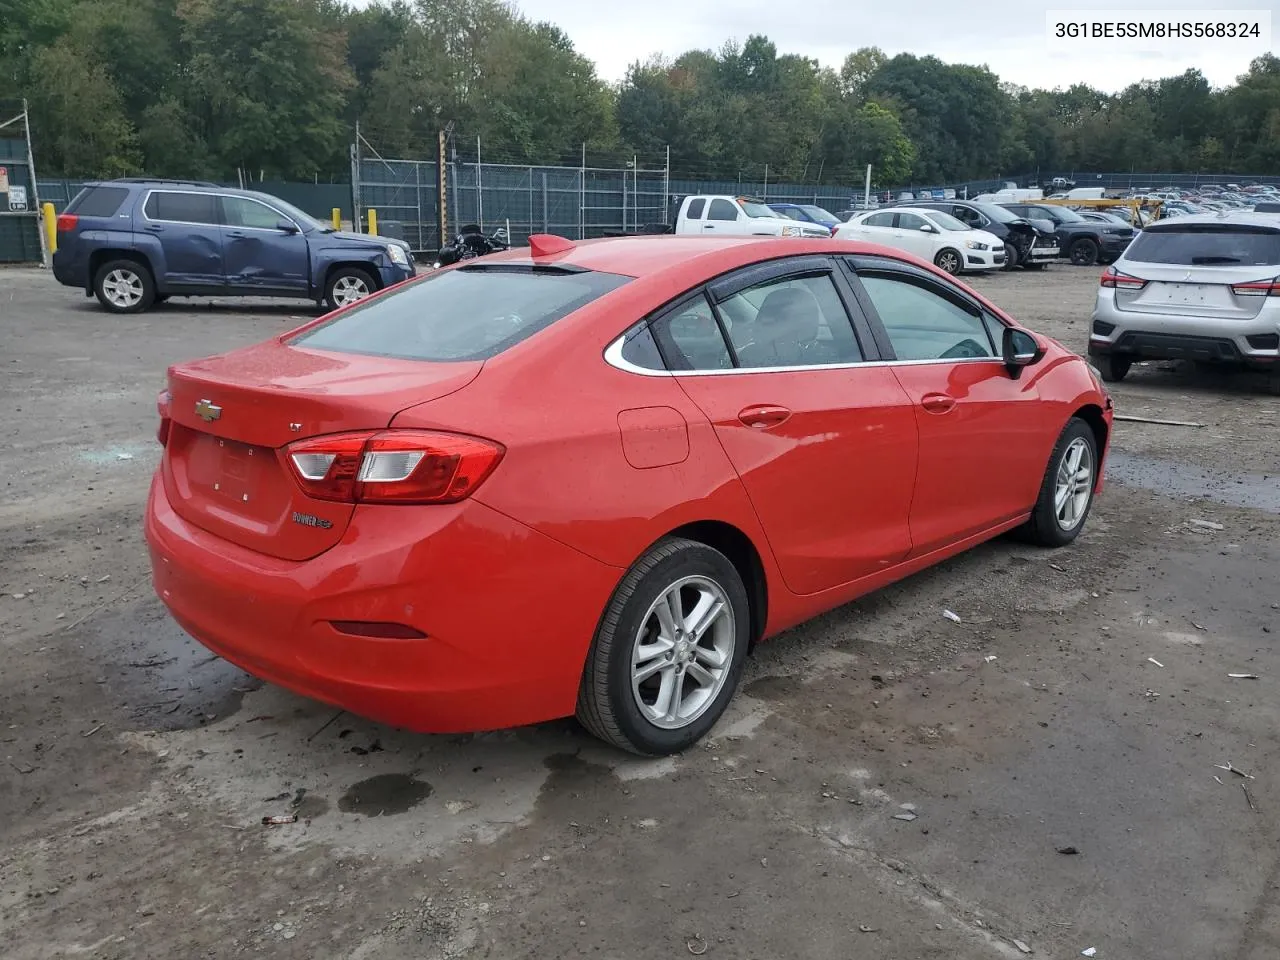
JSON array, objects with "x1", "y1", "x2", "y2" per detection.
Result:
[{"x1": 88, "y1": 178, "x2": 284, "y2": 202}]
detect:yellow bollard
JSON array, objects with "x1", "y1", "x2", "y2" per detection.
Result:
[
  {"x1": 367, "y1": 209, "x2": 378, "y2": 236},
  {"x1": 331, "y1": 207, "x2": 341, "y2": 230},
  {"x1": 42, "y1": 202, "x2": 57, "y2": 255}
]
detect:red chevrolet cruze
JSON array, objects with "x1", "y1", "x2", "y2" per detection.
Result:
[{"x1": 145, "y1": 234, "x2": 1112, "y2": 755}]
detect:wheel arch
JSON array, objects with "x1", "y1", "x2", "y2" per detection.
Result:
[
  {"x1": 89, "y1": 248, "x2": 156, "y2": 287},
  {"x1": 1069, "y1": 402, "x2": 1109, "y2": 488},
  {"x1": 663, "y1": 520, "x2": 769, "y2": 651},
  {"x1": 323, "y1": 260, "x2": 382, "y2": 293}
]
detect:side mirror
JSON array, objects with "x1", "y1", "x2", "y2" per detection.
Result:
[
  {"x1": 920, "y1": 224, "x2": 936, "y2": 232},
  {"x1": 1002, "y1": 326, "x2": 1043, "y2": 377},
  {"x1": 277, "y1": 219, "x2": 299, "y2": 234}
]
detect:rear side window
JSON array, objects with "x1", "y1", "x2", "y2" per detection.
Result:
[
  {"x1": 65, "y1": 186, "x2": 128, "y2": 218},
  {"x1": 685, "y1": 198, "x2": 706, "y2": 220},
  {"x1": 1125, "y1": 226, "x2": 1280, "y2": 267},
  {"x1": 144, "y1": 191, "x2": 219, "y2": 225},
  {"x1": 291, "y1": 265, "x2": 631, "y2": 362}
]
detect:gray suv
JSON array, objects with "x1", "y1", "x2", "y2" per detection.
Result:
[{"x1": 1089, "y1": 214, "x2": 1280, "y2": 395}]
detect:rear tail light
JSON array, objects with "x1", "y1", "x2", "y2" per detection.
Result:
[
  {"x1": 286, "y1": 430, "x2": 504, "y2": 505},
  {"x1": 1230, "y1": 277, "x2": 1280, "y2": 297},
  {"x1": 1100, "y1": 265, "x2": 1146, "y2": 290},
  {"x1": 56, "y1": 213, "x2": 78, "y2": 233},
  {"x1": 156, "y1": 389, "x2": 172, "y2": 446}
]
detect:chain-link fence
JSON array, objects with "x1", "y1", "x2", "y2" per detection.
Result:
[{"x1": 0, "y1": 100, "x2": 46, "y2": 264}]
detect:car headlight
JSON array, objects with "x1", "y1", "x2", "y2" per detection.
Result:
[
  {"x1": 965, "y1": 240, "x2": 989, "y2": 251},
  {"x1": 386, "y1": 244, "x2": 409, "y2": 266},
  {"x1": 781, "y1": 225, "x2": 799, "y2": 237}
]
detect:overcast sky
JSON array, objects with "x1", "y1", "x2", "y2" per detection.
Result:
[{"x1": 498, "y1": 0, "x2": 1275, "y2": 91}]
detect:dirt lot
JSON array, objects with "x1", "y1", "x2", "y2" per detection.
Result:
[{"x1": 3, "y1": 263, "x2": 1279, "y2": 960}]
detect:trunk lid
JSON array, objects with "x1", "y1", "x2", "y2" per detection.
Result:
[
  {"x1": 161, "y1": 339, "x2": 481, "y2": 560},
  {"x1": 1115, "y1": 262, "x2": 1276, "y2": 319}
]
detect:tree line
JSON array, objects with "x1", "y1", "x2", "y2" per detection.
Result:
[{"x1": 3, "y1": 0, "x2": 1279, "y2": 186}]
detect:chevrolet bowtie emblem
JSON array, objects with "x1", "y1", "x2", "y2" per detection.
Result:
[{"x1": 195, "y1": 399, "x2": 222, "y2": 422}]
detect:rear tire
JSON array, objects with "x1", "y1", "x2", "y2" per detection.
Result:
[
  {"x1": 1020, "y1": 418, "x2": 1099, "y2": 548},
  {"x1": 1070, "y1": 238, "x2": 1100, "y2": 266},
  {"x1": 1095, "y1": 354, "x2": 1131, "y2": 382},
  {"x1": 576, "y1": 538, "x2": 751, "y2": 756},
  {"x1": 93, "y1": 259, "x2": 155, "y2": 314},
  {"x1": 1266, "y1": 368, "x2": 1280, "y2": 397},
  {"x1": 934, "y1": 248, "x2": 963, "y2": 275},
  {"x1": 323, "y1": 266, "x2": 377, "y2": 312}
]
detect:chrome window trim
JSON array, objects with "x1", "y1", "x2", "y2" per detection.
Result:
[
  {"x1": 604, "y1": 334, "x2": 1004, "y2": 378},
  {"x1": 140, "y1": 189, "x2": 300, "y2": 233}
]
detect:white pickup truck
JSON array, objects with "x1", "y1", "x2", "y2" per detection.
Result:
[{"x1": 673, "y1": 195, "x2": 832, "y2": 238}]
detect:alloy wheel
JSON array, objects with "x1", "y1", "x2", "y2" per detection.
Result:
[
  {"x1": 103, "y1": 269, "x2": 144, "y2": 309},
  {"x1": 1054, "y1": 437, "x2": 1094, "y2": 531},
  {"x1": 630, "y1": 575, "x2": 736, "y2": 730}
]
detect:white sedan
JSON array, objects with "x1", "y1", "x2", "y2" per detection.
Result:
[{"x1": 835, "y1": 207, "x2": 1006, "y2": 274}]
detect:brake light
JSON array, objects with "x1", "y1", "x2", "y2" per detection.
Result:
[
  {"x1": 156, "y1": 390, "x2": 172, "y2": 446},
  {"x1": 1100, "y1": 265, "x2": 1146, "y2": 290},
  {"x1": 1230, "y1": 277, "x2": 1280, "y2": 297},
  {"x1": 286, "y1": 430, "x2": 504, "y2": 505},
  {"x1": 56, "y1": 213, "x2": 78, "y2": 233}
]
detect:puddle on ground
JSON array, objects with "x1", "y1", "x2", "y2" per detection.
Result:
[
  {"x1": 338, "y1": 774, "x2": 433, "y2": 816},
  {"x1": 1106, "y1": 452, "x2": 1280, "y2": 514}
]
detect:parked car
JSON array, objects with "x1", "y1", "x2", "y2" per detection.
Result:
[
  {"x1": 52, "y1": 180, "x2": 414, "y2": 314},
  {"x1": 769, "y1": 203, "x2": 840, "y2": 233},
  {"x1": 1089, "y1": 213, "x2": 1280, "y2": 395},
  {"x1": 903, "y1": 199, "x2": 1058, "y2": 270},
  {"x1": 1001, "y1": 202, "x2": 1135, "y2": 266},
  {"x1": 145, "y1": 232, "x2": 1113, "y2": 755},
  {"x1": 672, "y1": 195, "x2": 830, "y2": 238},
  {"x1": 835, "y1": 206, "x2": 1005, "y2": 274}
]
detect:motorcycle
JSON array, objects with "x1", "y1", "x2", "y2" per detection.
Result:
[{"x1": 433, "y1": 224, "x2": 510, "y2": 268}]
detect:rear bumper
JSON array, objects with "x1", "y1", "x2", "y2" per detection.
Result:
[
  {"x1": 1090, "y1": 294, "x2": 1280, "y2": 367},
  {"x1": 51, "y1": 251, "x2": 85, "y2": 288},
  {"x1": 1099, "y1": 235, "x2": 1133, "y2": 257},
  {"x1": 144, "y1": 473, "x2": 622, "y2": 733}
]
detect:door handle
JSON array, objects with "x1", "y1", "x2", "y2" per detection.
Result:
[
  {"x1": 145, "y1": 224, "x2": 164, "y2": 232},
  {"x1": 226, "y1": 230, "x2": 245, "y2": 238},
  {"x1": 921, "y1": 394, "x2": 956, "y2": 414},
  {"x1": 738, "y1": 405, "x2": 792, "y2": 429}
]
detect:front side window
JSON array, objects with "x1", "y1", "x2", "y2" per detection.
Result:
[
  {"x1": 897, "y1": 213, "x2": 928, "y2": 231},
  {"x1": 145, "y1": 191, "x2": 218, "y2": 225},
  {"x1": 293, "y1": 265, "x2": 631, "y2": 362},
  {"x1": 719, "y1": 273, "x2": 863, "y2": 368},
  {"x1": 221, "y1": 196, "x2": 289, "y2": 230},
  {"x1": 859, "y1": 273, "x2": 996, "y2": 361}
]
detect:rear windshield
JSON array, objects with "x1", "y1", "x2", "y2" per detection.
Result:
[
  {"x1": 1125, "y1": 225, "x2": 1280, "y2": 267},
  {"x1": 66, "y1": 186, "x2": 129, "y2": 218},
  {"x1": 290, "y1": 265, "x2": 631, "y2": 361}
]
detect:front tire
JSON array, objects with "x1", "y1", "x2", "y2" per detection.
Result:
[
  {"x1": 576, "y1": 537, "x2": 751, "y2": 756},
  {"x1": 93, "y1": 259, "x2": 155, "y2": 314},
  {"x1": 1021, "y1": 418, "x2": 1099, "y2": 547},
  {"x1": 934, "y1": 248, "x2": 963, "y2": 275},
  {"x1": 323, "y1": 266, "x2": 377, "y2": 311},
  {"x1": 1002, "y1": 243, "x2": 1019, "y2": 271}
]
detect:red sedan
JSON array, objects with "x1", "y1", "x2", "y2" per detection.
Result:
[{"x1": 145, "y1": 234, "x2": 1112, "y2": 755}]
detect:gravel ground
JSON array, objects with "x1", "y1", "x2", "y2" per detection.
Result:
[{"x1": 2, "y1": 262, "x2": 1279, "y2": 960}]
